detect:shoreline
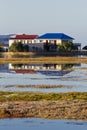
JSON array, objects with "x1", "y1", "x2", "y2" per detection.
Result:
[
  {"x1": 1, "y1": 56, "x2": 87, "y2": 64},
  {"x1": 0, "y1": 100, "x2": 87, "y2": 120}
]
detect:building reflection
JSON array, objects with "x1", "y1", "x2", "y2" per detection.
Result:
[
  {"x1": 9, "y1": 64, "x2": 63, "y2": 70},
  {"x1": 0, "y1": 64, "x2": 9, "y2": 73},
  {"x1": 8, "y1": 63, "x2": 80, "y2": 76}
]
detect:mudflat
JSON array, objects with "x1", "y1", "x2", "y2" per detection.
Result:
[{"x1": 0, "y1": 100, "x2": 87, "y2": 120}]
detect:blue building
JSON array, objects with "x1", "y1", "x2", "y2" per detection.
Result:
[{"x1": 37, "y1": 33, "x2": 80, "y2": 51}]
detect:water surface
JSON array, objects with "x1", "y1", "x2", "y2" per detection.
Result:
[
  {"x1": 0, "y1": 118, "x2": 87, "y2": 130},
  {"x1": 0, "y1": 63, "x2": 87, "y2": 129},
  {"x1": 0, "y1": 63, "x2": 87, "y2": 92}
]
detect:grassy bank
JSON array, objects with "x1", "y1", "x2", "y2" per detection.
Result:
[
  {"x1": 0, "y1": 56, "x2": 87, "y2": 64},
  {"x1": 0, "y1": 91, "x2": 87, "y2": 120},
  {"x1": 0, "y1": 91, "x2": 87, "y2": 102},
  {"x1": 0, "y1": 52, "x2": 87, "y2": 64}
]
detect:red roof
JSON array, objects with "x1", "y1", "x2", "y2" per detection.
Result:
[{"x1": 10, "y1": 34, "x2": 38, "y2": 40}]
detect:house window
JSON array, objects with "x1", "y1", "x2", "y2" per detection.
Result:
[
  {"x1": 40, "y1": 40, "x2": 43, "y2": 43},
  {"x1": 28, "y1": 40, "x2": 32, "y2": 43},
  {"x1": 34, "y1": 40, "x2": 37, "y2": 43},
  {"x1": 49, "y1": 40, "x2": 55, "y2": 44}
]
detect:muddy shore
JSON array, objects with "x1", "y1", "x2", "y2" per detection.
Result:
[{"x1": 0, "y1": 100, "x2": 87, "y2": 120}]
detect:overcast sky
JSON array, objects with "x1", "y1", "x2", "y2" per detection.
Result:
[{"x1": 0, "y1": 0, "x2": 87, "y2": 47}]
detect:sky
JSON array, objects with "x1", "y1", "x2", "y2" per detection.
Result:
[{"x1": 0, "y1": 0, "x2": 87, "y2": 47}]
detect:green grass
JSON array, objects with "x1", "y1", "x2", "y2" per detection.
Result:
[{"x1": 0, "y1": 91, "x2": 87, "y2": 102}]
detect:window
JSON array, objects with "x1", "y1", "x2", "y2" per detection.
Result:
[{"x1": 39, "y1": 40, "x2": 43, "y2": 42}]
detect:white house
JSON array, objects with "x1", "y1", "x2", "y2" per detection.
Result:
[
  {"x1": 8, "y1": 33, "x2": 81, "y2": 52},
  {"x1": 37, "y1": 33, "x2": 75, "y2": 51},
  {"x1": 9, "y1": 34, "x2": 43, "y2": 51}
]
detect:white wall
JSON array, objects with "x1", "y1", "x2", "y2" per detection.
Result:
[
  {"x1": 56, "y1": 40, "x2": 62, "y2": 45},
  {"x1": 9, "y1": 40, "x2": 14, "y2": 46},
  {"x1": 37, "y1": 39, "x2": 62, "y2": 44},
  {"x1": 9, "y1": 39, "x2": 44, "y2": 51}
]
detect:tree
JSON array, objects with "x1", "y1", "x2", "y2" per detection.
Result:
[
  {"x1": 58, "y1": 41, "x2": 78, "y2": 51},
  {"x1": 23, "y1": 44, "x2": 29, "y2": 52},
  {"x1": 9, "y1": 42, "x2": 29, "y2": 52}
]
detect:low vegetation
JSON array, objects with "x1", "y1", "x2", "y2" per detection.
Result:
[
  {"x1": 0, "y1": 91, "x2": 87, "y2": 102},
  {"x1": 58, "y1": 41, "x2": 78, "y2": 51},
  {"x1": 9, "y1": 42, "x2": 29, "y2": 52},
  {"x1": 0, "y1": 56, "x2": 87, "y2": 64}
]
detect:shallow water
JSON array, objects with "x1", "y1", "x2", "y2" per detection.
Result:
[
  {"x1": 0, "y1": 63, "x2": 87, "y2": 92},
  {"x1": 0, "y1": 118, "x2": 87, "y2": 130},
  {"x1": 0, "y1": 63, "x2": 87, "y2": 129}
]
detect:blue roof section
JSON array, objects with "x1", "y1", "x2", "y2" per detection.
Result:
[
  {"x1": 37, "y1": 70, "x2": 72, "y2": 76},
  {"x1": 37, "y1": 33, "x2": 74, "y2": 40}
]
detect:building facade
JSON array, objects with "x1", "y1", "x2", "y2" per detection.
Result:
[
  {"x1": 37, "y1": 33, "x2": 74, "y2": 51},
  {"x1": 9, "y1": 34, "x2": 43, "y2": 51},
  {"x1": 8, "y1": 33, "x2": 81, "y2": 52}
]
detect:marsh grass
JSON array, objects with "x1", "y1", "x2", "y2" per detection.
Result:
[
  {"x1": 1, "y1": 56, "x2": 87, "y2": 64},
  {"x1": 0, "y1": 91, "x2": 87, "y2": 102}
]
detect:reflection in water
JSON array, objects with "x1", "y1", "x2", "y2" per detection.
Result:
[
  {"x1": 8, "y1": 63, "x2": 79, "y2": 76},
  {"x1": 66, "y1": 121, "x2": 87, "y2": 126},
  {"x1": 0, "y1": 64, "x2": 9, "y2": 73},
  {"x1": 0, "y1": 64, "x2": 8, "y2": 70},
  {"x1": 9, "y1": 63, "x2": 74, "y2": 71},
  {"x1": 2, "y1": 63, "x2": 87, "y2": 93},
  {"x1": 3, "y1": 84, "x2": 73, "y2": 89},
  {"x1": 0, "y1": 63, "x2": 81, "y2": 76}
]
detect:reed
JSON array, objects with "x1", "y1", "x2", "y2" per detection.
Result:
[{"x1": 0, "y1": 91, "x2": 87, "y2": 102}]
